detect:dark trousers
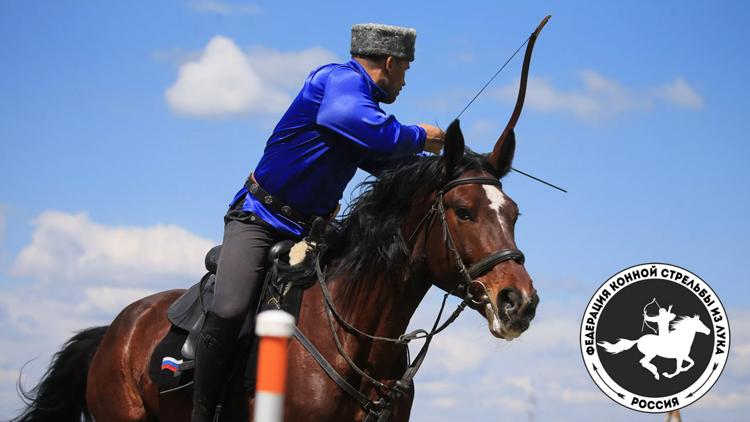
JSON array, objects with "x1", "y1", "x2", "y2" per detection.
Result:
[{"x1": 211, "y1": 211, "x2": 286, "y2": 320}]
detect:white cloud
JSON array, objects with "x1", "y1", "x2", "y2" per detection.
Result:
[
  {"x1": 246, "y1": 46, "x2": 338, "y2": 91},
  {"x1": 0, "y1": 288, "x2": 105, "y2": 339},
  {"x1": 510, "y1": 310, "x2": 580, "y2": 352},
  {"x1": 558, "y1": 386, "x2": 608, "y2": 405},
  {"x1": 480, "y1": 395, "x2": 529, "y2": 412},
  {"x1": 477, "y1": 376, "x2": 535, "y2": 412},
  {"x1": 0, "y1": 210, "x2": 215, "y2": 417},
  {"x1": 430, "y1": 397, "x2": 458, "y2": 409},
  {"x1": 492, "y1": 70, "x2": 704, "y2": 120},
  {"x1": 654, "y1": 77, "x2": 704, "y2": 109},
  {"x1": 730, "y1": 342, "x2": 750, "y2": 375},
  {"x1": 694, "y1": 384, "x2": 750, "y2": 410},
  {"x1": 505, "y1": 376, "x2": 534, "y2": 395},
  {"x1": 0, "y1": 210, "x2": 216, "y2": 418},
  {"x1": 77, "y1": 286, "x2": 161, "y2": 315},
  {"x1": 165, "y1": 36, "x2": 288, "y2": 116},
  {"x1": 725, "y1": 311, "x2": 750, "y2": 377},
  {"x1": 188, "y1": 0, "x2": 260, "y2": 15},
  {"x1": 418, "y1": 381, "x2": 454, "y2": 395},
  {"x1": 0, "y1": 285, "x2": 126, "y2": 420},
  {"x1": 165, "y1": 36, "x2": 338, "y2": 118},
  {"x1": 10, "y1": 210, "x2": 214, "y2": 285},
  {"x1": 427, "y1": 323, "x2": 492, "y2": 373}
]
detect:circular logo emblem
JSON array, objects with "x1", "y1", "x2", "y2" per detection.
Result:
[{"x1": 580, "y1": 263, "x2": 730, "y2": 413}]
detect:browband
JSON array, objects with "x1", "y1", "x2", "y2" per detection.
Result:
[{"x1": 439, "y1": 177, "x2": 501, "y2": 195}]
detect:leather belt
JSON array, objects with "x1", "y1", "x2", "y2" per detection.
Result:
[{"x1": 244, "y1": 174, "x2": 322, "y2": 231}]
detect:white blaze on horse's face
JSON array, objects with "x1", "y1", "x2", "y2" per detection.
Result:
[
  {"x1": 470, "y1": 182, "x2": 536, "y2": 340},
  {"x1": 482, "y1": 185, "x2": 511, "y2": 239}
]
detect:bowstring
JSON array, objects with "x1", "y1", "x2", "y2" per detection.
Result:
[
  {"x1": 454, "y1": 37, "x2": 529, "y2": 121},
  {"x1": 642, "y1": 298, "x2": 660, "y2": 334},
  {"x1": 448, "y1": 32, "x2": 567, "y2": 194}
]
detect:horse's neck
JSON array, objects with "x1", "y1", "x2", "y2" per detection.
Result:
[
  {"x1": 304, "y1": 195, "x2": 435, "y2": 379},
  {"x1": 328, "y1": 272, "x2": 431, "y2": 344},
  {"x1": 327, "y1": 197, "x2": 435, "y2": 343},
  {"x1": 670, "y1": 325, "x2": 696, "y2": 345}
]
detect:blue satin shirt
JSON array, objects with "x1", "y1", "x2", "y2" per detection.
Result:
[{"x1": 230, "y1": 59, "x2": 427, "y2": 237}]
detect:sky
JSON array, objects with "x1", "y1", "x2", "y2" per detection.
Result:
[{"x1": 1, "y1": 1, "x2": 749, "y2": 421}]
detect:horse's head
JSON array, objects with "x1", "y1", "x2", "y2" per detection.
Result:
[
  {"x1": 691, "y1": 315, "x2": 711, "y2": 335},
  {"x1": 411, "y1": 120, "x2": 537, "y2": 340},
  {"x1": 671, "y1": 314, "x2": 711, "y2": 336}
]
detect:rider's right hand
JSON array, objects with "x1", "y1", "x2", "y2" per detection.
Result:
[{"x1": 418, "y1": 124, "x2": 445, "y2": 154}]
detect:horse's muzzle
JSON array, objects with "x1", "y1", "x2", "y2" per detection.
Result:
[{"x1": 485, "y1": 287, "x2": 539, "y2": 339}]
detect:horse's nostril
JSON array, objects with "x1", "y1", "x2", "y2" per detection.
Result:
[
  {"x1": 525, "y1": 295, "x2": 538, "y2": 320},
  {"x1": 498, "y1": 288, "x2": 521, "y2": 314}
]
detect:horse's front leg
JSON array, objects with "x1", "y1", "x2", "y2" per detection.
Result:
[{"x1": 663, "y1": 359, "x2": 684, "y2": 378}]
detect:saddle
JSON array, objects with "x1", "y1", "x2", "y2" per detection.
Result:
[{"x1": 148, "y1": 239, "x2": 314, "y2": 394}]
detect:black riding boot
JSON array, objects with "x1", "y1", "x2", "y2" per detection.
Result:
[{"x1": 191, "y1": 311, "x2": 243, "y2": 422}]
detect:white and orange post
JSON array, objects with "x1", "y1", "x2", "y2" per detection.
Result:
[{"x1": 254, "y1": 310, "x2": 295, "y2": 422}]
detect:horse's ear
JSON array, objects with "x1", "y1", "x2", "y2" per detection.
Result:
[
  {"x1": 442, "y1": 119, "x2": 465, "y2": 177},
  {"x1": 488, "y1": 128, "x2": 516, "y2": 178}
]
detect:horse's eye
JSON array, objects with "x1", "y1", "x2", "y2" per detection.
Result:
[{"x1": 455, "y1": 207, "x2": 472, "y2": 221}]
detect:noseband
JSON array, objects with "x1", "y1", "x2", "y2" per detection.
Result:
[{"x1": 409, "y1": 176, "x2": 525, "y2": 305}]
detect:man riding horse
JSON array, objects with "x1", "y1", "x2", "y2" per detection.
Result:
[{"x1": 192, "y1": 23, "x2": 446, "y2": 422}]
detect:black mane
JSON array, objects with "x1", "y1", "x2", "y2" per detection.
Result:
[{"x1": 298, "y1": 151, "x2": 496, "y2": 287}]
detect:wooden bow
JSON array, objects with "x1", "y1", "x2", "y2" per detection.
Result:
[{"x1": 487, "y1": 15, "x2": 551, "y2": 172}]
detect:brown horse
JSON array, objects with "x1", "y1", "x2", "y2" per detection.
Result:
[
  {"x1": 13, "y1": 118, "x2": 537, "y2": 422},
  {"x1": 15, "y1": 17, "x2": 551, "y2": 421}
]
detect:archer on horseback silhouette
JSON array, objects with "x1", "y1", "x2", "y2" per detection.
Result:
[{"x1": 600, "y1": 298, "x2": 710, "y2": 380}]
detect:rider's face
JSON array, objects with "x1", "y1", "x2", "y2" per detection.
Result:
[{"x1": 381, "y1": 57, "x2": 410, "y2": 104}]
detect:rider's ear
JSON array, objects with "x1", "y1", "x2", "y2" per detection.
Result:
[
  {"x1": 384, "y1": 56, "x2": 394, "y2": 73},
  {"x1": 442, "y1": 119, "x2": 465, "y2": 178}
]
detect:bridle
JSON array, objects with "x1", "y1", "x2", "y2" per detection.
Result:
[
  {"x1": 408, "y1": 176, "x2": 525, "y2": 306},
  {"x1": 288, "y1": 175, "x2": 527, "y2": 421}
]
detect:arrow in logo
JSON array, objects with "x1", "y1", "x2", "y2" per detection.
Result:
[
  {"x1": 592, "y1": 364, "x2": 625, "y2": 399},
  {"x1": 686, "y1": 362, "x2": 719, "y2": 398}
]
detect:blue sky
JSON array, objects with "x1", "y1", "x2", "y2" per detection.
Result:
[{"x1": 1, "y1": 1, "x2": 749, "y2": 420}]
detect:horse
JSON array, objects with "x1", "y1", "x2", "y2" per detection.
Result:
[
  {"x1": 14, "y1": 17, "x2": 552, "y2": 421},
  {"x1": 598, "y1": 315, "x2": 711, "y2": 380},
  {"x1": 13, "y1": 117, "x2": 537, "y2": 422}
]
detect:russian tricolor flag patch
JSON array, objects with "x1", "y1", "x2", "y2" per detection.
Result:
[{"x1": 160, "y1": 356, "x2": 182, "y2": 373}]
